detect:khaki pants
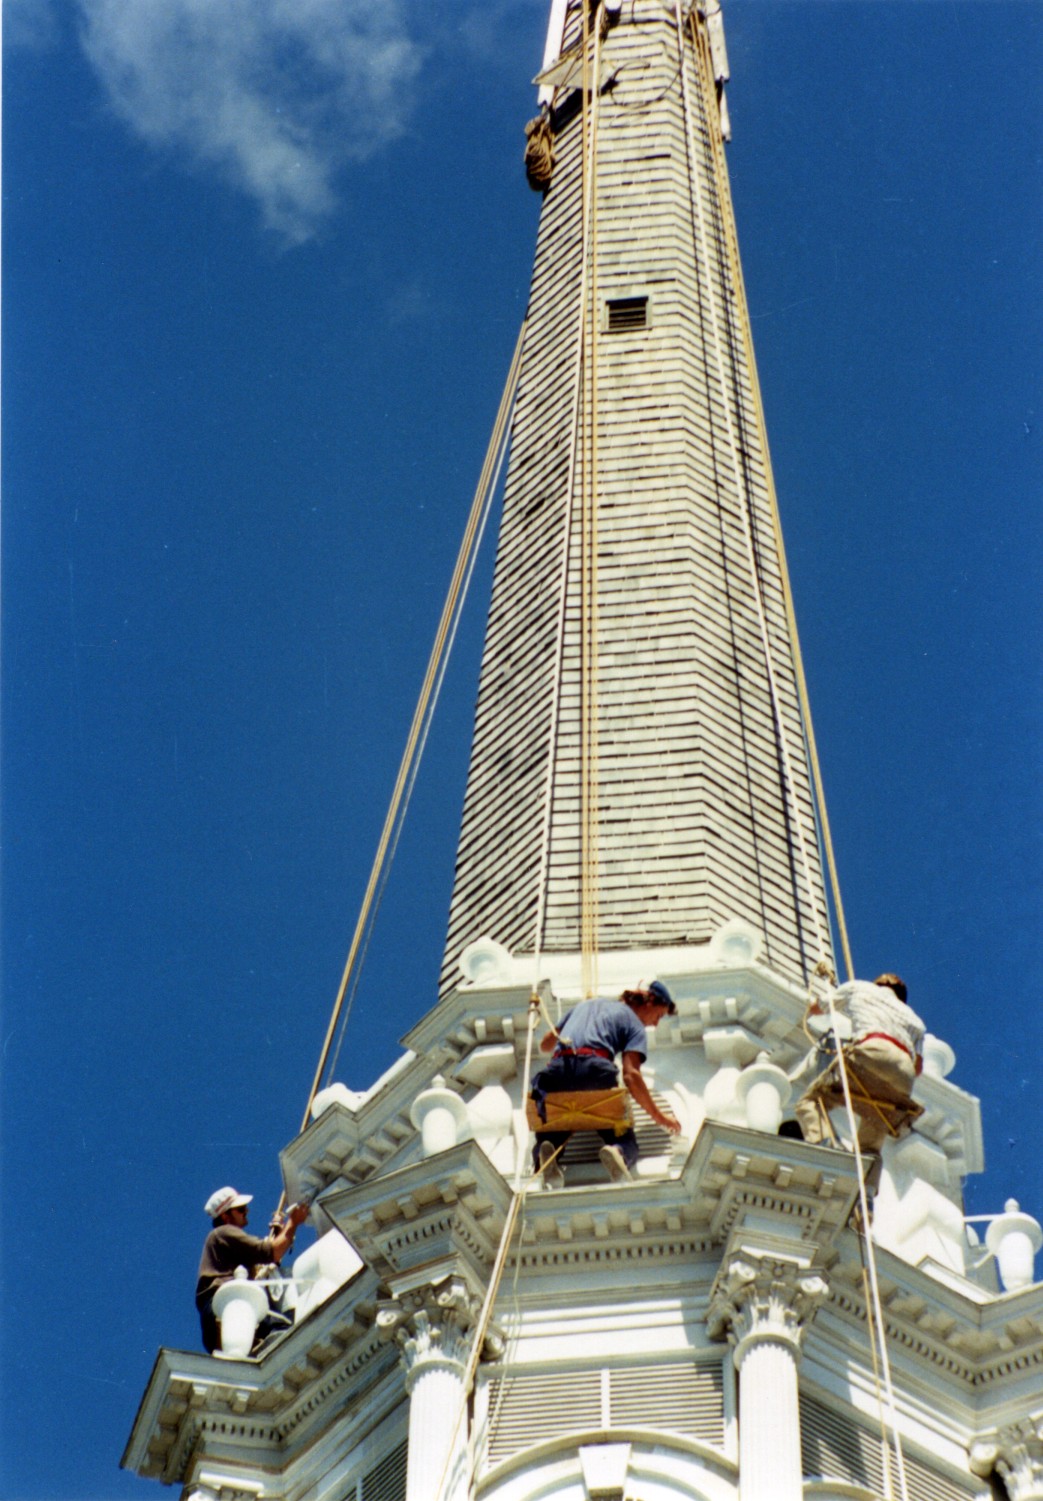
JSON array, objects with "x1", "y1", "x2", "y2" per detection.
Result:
[{"x1": 794, "y1": 1037, "x2": 916, "y2": 1153}]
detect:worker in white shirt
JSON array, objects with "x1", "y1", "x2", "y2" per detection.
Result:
[{"x1": 794, "y1": 974, "x2": 925, "y2": 1153}]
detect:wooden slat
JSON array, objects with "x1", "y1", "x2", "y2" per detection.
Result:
[{"x1": 441, "y1": 3, "x2": 832, "y2": 995}]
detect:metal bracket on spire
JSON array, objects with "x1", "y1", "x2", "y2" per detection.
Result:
[
  {"x1": 703, "y1": 2, "x2": 732, "y2": 141},
  {"x1": 536, "y1": 0, "x2": 621, "y2": 104},
  {"x1": 534, "y1": 44, "x2": 616, "y2": 102},
  {"x1": 537, "y1": 0, "x2": 570, "y2": 105},
  {"x1": 704, "y1": 3, "x2": 730, "y2": 86}
]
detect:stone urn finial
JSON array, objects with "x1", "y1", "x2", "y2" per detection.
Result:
[{"x1": 409, "y1": 1075, "x2": 470, "y2": 1157}]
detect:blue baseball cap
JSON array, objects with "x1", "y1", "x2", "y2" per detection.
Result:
[{"x1": 647, "y1": 980, "x2": 676, "y2": 1014}]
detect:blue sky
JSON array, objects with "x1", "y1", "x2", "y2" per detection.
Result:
[{"x1": 3, "y1": 2, "x2": 1041, "y2": 1497}]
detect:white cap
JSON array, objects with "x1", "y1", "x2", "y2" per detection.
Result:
[{"x1": 204, "y1": 1186, "x2": 253, "y2": 1220}]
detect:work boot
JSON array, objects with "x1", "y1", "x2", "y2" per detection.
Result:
[
  {"x1": 539, "y1": 1141, "x2": 565, "y2": 1190},
  {"x1": 599, "y1": 1144, "x2": 632, "y2": 1183}
]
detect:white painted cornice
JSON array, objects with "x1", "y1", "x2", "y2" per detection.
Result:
[
  {"x1": 280, "y1": 954, "x2": 984, "y2": 1217},
  {"x1": 820, "y1": 1234, "x2": 1043, "y2": 1401},
  {"x1": 121, "y1": 1266, "x2": 397, "y2": 1486},
  {"x1": 127, "y1": 1127, "x2": 1042, "y2": 1493},
  {"x1": 321, "y1": 1139, "x2": 515, "y2": 1298}
]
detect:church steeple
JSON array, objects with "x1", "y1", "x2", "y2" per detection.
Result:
[
  {"x1": 442, "y1": 1, "x2": 832, "y2": 997},
  {"x1": 124, "y1": 10, "x2": 1040, "y2": 1501}
]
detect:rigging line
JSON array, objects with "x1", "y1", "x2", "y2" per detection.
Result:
[
  {"x1": 860, "y1": 1245, "x2": 896, "y2": 1499},
  {"x1": 823, "y1": 988, "x2": 911, "y2": 1501},
  {"x1": 579, "y1": 0, "x2": 594, "y2": 1000},
  {"x1": 292, "y1": 321, "x2": 527, "y2": 1151},
  {"x1": 692, "y1": 12, "x2": 890, "y2": 1467},
  {"x1": 684, "y1": 6, "x2": 826, "y2": 969},
  {"x1": 515, "y1": 998, "x2": 540, "y2": 1190},
  {"x1": 590, "y1": 7, "x2": 603, "y2": 1000},
  {"x1": 674, "y1": 3, "x2": 829, "y2": 971},
  {"x1": 325, "y1": 413, "x2": 511, "y2": 1086},
  {"x1": 581, "y1": 4, "x2": 605, "y2": 1000},
  {"x1": 531, "y1": 22, "x2": 598, "y2": 997},
  {"x1": 485, "y1": 1144, "x2": 543, "y2": 1467},
  {"x1": 688, "y1": 11, "x2": 854, "y2": 982},
  {"x1": 432, "y1": 1185, "x2": 527, "y2": 1501},
  {"x1": 578, "y1": 0, "x2": 590, "y2": 999},
  {"x1": 801, "y1": 712, "x2": 841, "y2": 988}
]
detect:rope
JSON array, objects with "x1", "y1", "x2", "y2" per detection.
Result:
[
  {"x1": 281, "y1": 320, "x2": 527, "y2": 1207},
  {"x1": 821, "y1": 986, "x2": 911, "y2": 1501},
  {"x1": 683, "y1": 8, "x2": 902, "y2": 1488},
  {"x1": 524, "y1": 112, "x2": 556, "y2": 192},
  {"x1": 516, "y1": 994, "x2": 542, "y2": 1189},
  {"x1": 675, "y1": 2, "x2": 831, "y2": 977},
  {"x1": 859, "y1": 1251, "x2": 895, "y2": 1501},
  {"x1": 580, "y1": 4, "x2": 604, "y2": 1000},
  {"x1": 530, "y1": 4, "x2": 604, "y2": 996},
  {"x1": 431, "y1": 1143, "x2": 566, "y2": 1501},
  {"x1": 324, "y1": 390, "x2": 512, "y2": 1085},
  {"x1": 686, "y1": 9, "x2": 853, "y2": 983}
]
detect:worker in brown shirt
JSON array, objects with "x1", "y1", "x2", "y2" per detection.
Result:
[{"x1": 196, "y1": 1186, "x2": 309, "y2": 1353}]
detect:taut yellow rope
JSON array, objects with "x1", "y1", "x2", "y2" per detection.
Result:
[
  {"x1": 580, "y1": 3, "x2": 605, "y2": 1000},
  {"x1": 533, "y1": 6, "x2": 606, "y2": 1002},
  {"x1": 285, "y1": 320, "x2": 527, "y2": 1189},
  {"x1": 687, "y1": 9, "x2": 854, "y2": 983}
]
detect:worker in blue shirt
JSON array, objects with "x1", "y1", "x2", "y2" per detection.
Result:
[{"x1": 530, "y1": 982, "x2": 681, "y2": 1185}]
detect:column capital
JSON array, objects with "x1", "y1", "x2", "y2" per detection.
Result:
[
  {"x1": 971, "y1": 1416, "x2": 1043, "y2": 1501},
  {"x1": 708, "y1": 1251, "x2": 828, "y2": 1364},
  {"x1": 376, "y1": 1276, "x2": 492, "y2": 1388},
  {"x1": 181, "y1": 1481, "x2": 269, "y2": 1501}
]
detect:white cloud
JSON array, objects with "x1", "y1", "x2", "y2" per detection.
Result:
[{"x1": 77, "y1": 0, "x2": 423, "y2": 246}]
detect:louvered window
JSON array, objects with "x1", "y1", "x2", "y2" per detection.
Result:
[
  {"x1": 347, "y1": 1438, "x2": 406, "y2": 1501},
  {"x1": 800, "y1": 1396, "x2": 979, "y2": 1501},
  {"x1": 606, "y1": 295, "x2": 648, "y2": 332},
  {"x1": 611, "y1": 1362, "x2": 724, "y2": 1445},
  {"x1": 483, "y1": 1360, "x2": 724, "y2": 1471}
]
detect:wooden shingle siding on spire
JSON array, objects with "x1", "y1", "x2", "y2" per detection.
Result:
[{"x1": 441, "y1": 3, "x2": 832, "y2": 996}]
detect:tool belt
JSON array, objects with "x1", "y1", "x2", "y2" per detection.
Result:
[
  {"x1": 806, "y1": 1045, "x2": 924, "y2": 1139},
  {"x1": 525, "y1": 1087, "x2": 632, "y2": 1136},
  {"x1": 553, "y1": 1045, "x2": 612, "y2": 1061}
]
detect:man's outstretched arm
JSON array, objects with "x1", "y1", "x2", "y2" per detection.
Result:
[{"x1": 621, "y1": 1052, "x2": 680, "y2": 1133}]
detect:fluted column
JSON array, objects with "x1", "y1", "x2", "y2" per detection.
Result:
[
  {"x1": 709, "y1": 1254, "x2": 828, "y2": 1501},
  {"x1": 376, "y1": 1277, "x2": 481, "y2": 1501}
]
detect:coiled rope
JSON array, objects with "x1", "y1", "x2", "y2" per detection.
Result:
[{"x1": 524, "y1": 112, "x2": 556, "y2": 192}]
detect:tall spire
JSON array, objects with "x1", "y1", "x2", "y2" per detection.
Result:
[
  {"x1": 442, "y1": 2, "x2": 832, "y2": 996},
  {"x1": 123, "y1": 15, "x2": 1035, "y2": 1501}
]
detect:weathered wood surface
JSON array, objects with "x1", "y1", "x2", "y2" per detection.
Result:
[{"x1": 442, "y1": 5, "x2": 832, "y2": 994}]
